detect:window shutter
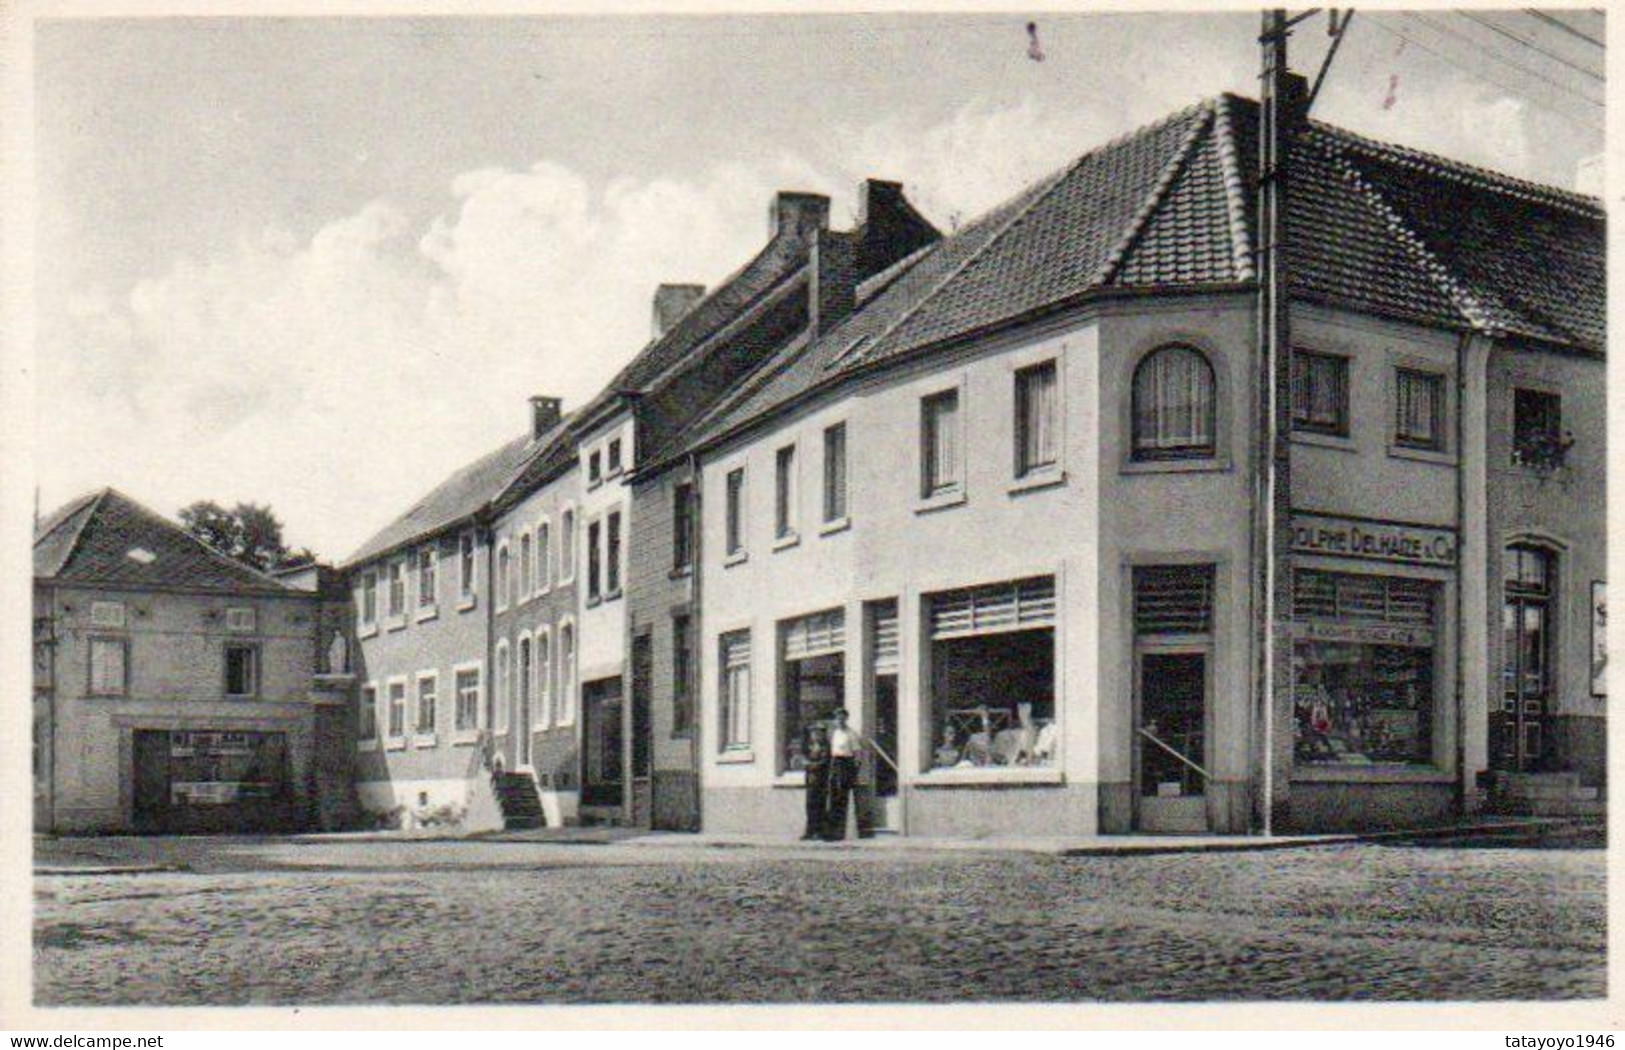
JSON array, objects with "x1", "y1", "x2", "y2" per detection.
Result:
[
  {"x1": 1133, "y1": 565, "x2": 1215, "y2": 635},
  {"x1": 783, "y1": 608, "x2": 846, "y2": 660},
  {"x1": 871, "y1": 603, "x2": 900, "y2": 675}
]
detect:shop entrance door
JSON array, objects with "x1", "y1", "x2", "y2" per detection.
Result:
[
  {"x1": 871, "y1": 674, "x2": 900, "y2": 831},
  {"x1": 581, "y1": 677, "x2": 624, "y2": 809},
  {"x1": 1501, "y1": 590, "x2": 1553, "y2": 771},
  {"x1": 1135, "y1": 651, "x2": 1208, "y2": 833}
]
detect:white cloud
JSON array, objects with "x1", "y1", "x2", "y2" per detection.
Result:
[{"x1": 36, "y1": 97, "x2": 1124, "y2": 558}]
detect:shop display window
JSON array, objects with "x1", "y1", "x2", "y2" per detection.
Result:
[
  {"x1": 1293, "y1": 641, "x2": 1434, "y2": 765},
  {"x1": 928, "y1": 628, "x2": 1057, "y2": 770},
  {"x1": 781, "y1": 652, "x2": 844, "y2": 771}
]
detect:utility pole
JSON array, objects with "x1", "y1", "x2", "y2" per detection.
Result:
[{"x1": 1255, "y1": 9, "x2": 1298, "y2": 838}]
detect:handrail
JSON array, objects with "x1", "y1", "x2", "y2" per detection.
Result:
[
  {"x1": 865, "y1": 735, "x2": 901, "y2": 775},
  {"x1": 1136, "y1": 726, "x2": 1212, "y2": 781}
]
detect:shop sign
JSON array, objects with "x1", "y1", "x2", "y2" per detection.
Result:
[
  {"x1": 1290, "y1": 620, "x2": 1434, "y2": 648},
  {"x1": 1291, "y1": 512, "x2": 1456, "y2": 567}
]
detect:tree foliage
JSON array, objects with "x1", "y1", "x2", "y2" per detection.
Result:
[{"x1": 178, "y1": 500, "x2": 314, "y2": 571}]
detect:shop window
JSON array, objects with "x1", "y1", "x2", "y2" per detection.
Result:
[
  {"x1": 1512, "y1": 389, "x2": 1567, "y2": 470},
  {"x1": 1016, "y1": 359, "x2": 1059, "y2": 476},
  {"x1": 725, "y1": 468, "x2": 746, "y2": 557},
  {"x1": 1132, "y1": 345, "x2": 1215, "y2": 460},
  {"x1": 775, "y1": 445, "x2": 798, "y2": 539},
  {"x1": 719, "y1": 629, "x2": 752, "y2": 751},
  {"x1": 454, "y1": 669, "x2": 480, "y2": 733},
  {"x1": 921, "y1": 388, "x2": 961, "y2": 497},
  {"x1": 926, "y1": 577, "x2": 1057, "y2": 770},
  {"x1": 673, "y1": 482, "x2": 694, "y2": 570},
  {"x1": 89, "y1": 637, "x2": 128, "y2": 696},
  {"x1": 225, "y1": 644, "x2": 258, "y2": 698},
  {"x1": 672, "y1": 613, "x2": 693, "y2": 735},
  {"x1": 823, "y1": 423, "x2": 848, "y2": 523},
  {"x1": 1292, "y1": 570, "x2": 1438, "y2": 766},
  {"x1": 1291, "y1": 350, "x2": 1349, "y2": 437},
  {"x1": 359, "y1": 684, "x2": 379, "y2": 742},
  {"x1": 779, "y1": 609, "x2": 845, "y2": 771},
  {"x1": 1395, "y1": 368, "x2": 1445, "y2": 451}
]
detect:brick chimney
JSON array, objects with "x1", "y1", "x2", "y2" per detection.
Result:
[
  {"x1": 856, "y1": 178, "x2": 941, "y2": 279},
  {"x1": 529, "y1": 395, "x2": 563, "y2": 439},
  {"x1": 811, "y1": 228, "x2": 859, "y2": 336},
  {"x1": 652, "y1": 283, "x2": 705, "y2": 339},
  {"x1": 770, "y1": 191, "x2": 830, "y2": 241}
]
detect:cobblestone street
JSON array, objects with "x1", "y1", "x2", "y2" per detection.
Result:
[{"x1": 33, "y1": 835, "x2": 1604, "y2": 1005}]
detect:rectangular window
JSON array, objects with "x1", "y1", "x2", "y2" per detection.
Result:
[
  {"x1": 90, "y1": 601, "x2": 126, "y2": 629},
  {"x1": 725, "y1": 468, "x2": 746, "y2": 557},
  {"x1": 359, "y1": 684, "x2": 379, "y2": 742},
  {"x1": 559, "y1": 626, "x2": 577, "y2": 725},
  {"x1": 921, "y1": 388, "x2": 961, "y2": 497},
  {"x1": 225, "y1": 607, "x2": 256, "y2": 633},
  {"x1": 606, "y1": 511, "x2": 623, "y2": 595},
  {"x1": 775, "y1": 445, "x2": 797, "y2": 539},
  {"x1": 360, "y1": 571, "x2": 378, "y2": 625},
  {"x1": 673, "y1": 482, "x2": 695, "y2": 570},
  {"x1": 387, "y1": 560, "x2": 407, "y2": 618},
  {"x1": 780, "y1": 610, "x2": 846, "y2": 772},
  {"x1": 416, "y1": 674, "x2": 438, "y2": 736},
  {"x1": 537, "y1": 523, "x2": 551, "y2": 591},
  {"x1": 458, "y1": 532, "x2": 476, "y2": 598},
  {"x1": 1016, "y1": 360, "x2": 1059, "y2": 476},
  {"x1": 672, "y1": 613, "x2": 693, "y2": 735},
  {"x1": 387, "y1": 680, "x2": 407, "y2": 739},
  {"x1": 89, "y1": 637, "x2": 127, "y2": 696},
  {"x1": 519, "y1": 533, "x2": 533, "y2": 600},
  {"x1": 589, "y1": 449, "x2": 602, "y2": 485},
  {"x1": 1132, "y1": 565, "x2": 1216, "y2": 635},
  {"x1": 1395, "y1": 368, "x2": 1445, "y2": 451},
  {"x1": 454, "y1": 669, "x2": 480, "y2": 732},
  {"x1": 225, "y1": 644, "x2": 258, "y2": 698},
  {"x1": 587, "y1": 520, "x2": 602, "y2": 599},
  {"x1": 1512, "y1": 388, "x2": 1564, "y2": 469},
  {"x1": 417, "y1": 547, "x2": 437, "y2": 607},
  {"x1": 1291, "y1": 351, "x2": 1349, "y2": 436},
  {"x1": 608, "y1": 437, "x2": 623, "y2": 475},
  {"x1": 537, "y1": 634, "x2": 553, "y2": 727},
  {"x1": 719, "y1": 630, "x2": 752, "y2": 750},
  {"x1": 823, "y1": 423, "x2": 848, "y2": 523},
  {"x1": 560, "y1": 510, "x2": 576, "y2": 582},
  {"x1": 496, "y1": 546, "x2": 511, "y2": 610}
]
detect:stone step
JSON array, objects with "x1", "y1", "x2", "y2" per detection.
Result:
[
  {"x1": 1502, "y1": 781, "x2": 1598, "y2": 800},
  {"x1": 1495, "y1": 770, "x2": 1582, "y2": 791},
  {"x1": 1518, "y1": 797, "x2": 1607, "y2": 817}
]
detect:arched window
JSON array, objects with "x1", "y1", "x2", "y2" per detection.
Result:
[
  {"x1": 497, "y1": 545, "x2": 511, "y2": 608},
  {"x1": 519, "y1": 533, "x2": 533, "y2": 601},
  {"x1": 537, "y1": 629, "x2": 553, "y2": 728},
  {"x1": 1132, "y1": 345, "x2": 1216, "y2": 460},
  {"x1": 559, "y1": 622, "x2": 577, "y2": 724}
]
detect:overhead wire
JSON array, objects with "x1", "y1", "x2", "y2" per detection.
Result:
[
  {"x1": 1522, "y1": 9, "x2": 1605, "y2": 50},
  {"x1": 1456, "y1": 10, "x2": 1604, "y2": 81},
  {"x1": 1400, "y1": 13, "x2": 1603, "y2": 110}
]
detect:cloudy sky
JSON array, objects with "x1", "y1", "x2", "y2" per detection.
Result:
[{"x1": 33, "y1": 10, "x2": 1603, "y2": 559}]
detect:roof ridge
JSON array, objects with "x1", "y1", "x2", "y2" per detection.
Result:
[
  {"x1": 1211, "y1": 93, "x2": 1256, "y2": 281},
  {"x1": 1310, "y1": 123, "x2": 1601, "y2": 217},
  {"x1": 1307, "y1": 134, "x2": 1505, "y2": 337},
  {"x1": 118, "y1": 491, "x2": 294, "y2": 591},
  {"x1": 1097, "y1": 102, "x2": 1215, "y2": 286}
]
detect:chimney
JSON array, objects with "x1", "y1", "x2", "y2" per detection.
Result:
[
  {"x1": 1282, "y1": 71, "x2": 1311, "y2": 131},
  {"x1": 529, "y1": 395, "x2": 562, "y2": 439},
  {"x1": 855, "y1": 178, "x2": 942, "y2": 279},
  {"x1": 769, "y1": 191, "x2": 830, "y2": 241},
  {"x1": 811, "y1": 228, "x2": 859, "y2": 336},
  {"x1": 652, "y1": 283, "x2": 705, "y2": 339}
]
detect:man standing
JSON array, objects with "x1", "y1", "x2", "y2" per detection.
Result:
[
  {"x1": 800, "y1": 722, "x2": 831, "y2": 841},
  {"x1": 824, "y1": 707, "x2": 860, "y2": 841}
]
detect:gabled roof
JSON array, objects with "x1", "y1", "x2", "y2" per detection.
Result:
[
  {"x1": 343, "y1": 417, "x2": 571, "y2": 569},
  {"x1": 674, "y1": 93, "x2": 1603, "y2": 458},
  {"x1": 34, "y1": 488, "x2": 295, "y2": 595}
]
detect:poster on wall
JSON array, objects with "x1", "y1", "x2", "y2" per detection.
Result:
[{"x1": 1591, "y1": 581, "x2": 1607, "y2": 697}]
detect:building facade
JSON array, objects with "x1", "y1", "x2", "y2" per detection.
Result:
[{"x1": 33, "y1": 489, "x2": 355, "y2": 834}]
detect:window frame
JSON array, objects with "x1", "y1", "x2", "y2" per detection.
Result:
[
  {"x1": 558, "y1": 505, "x2": 577, "y2": 586},
  {"x1": 416, "y1": 545, "x2": 439, "y2": 617},
  {"x1": 90, "y1": 600, "x2": 127, "y2": 629},
  {"x1": 493, "y1": 640, "x2": 511, "y2": 736},
  {"x1": 1130, "y1": 344, "x2": 1218, "y2": 463},
  {"x1": 1511, "y1": 386, "x2": 1566, "y2": 471},
  {"x1": 224, "y1": 642, "x2": 260, "y2": 699},
  {"x1": 920, "y1": 385, "x2": 964, "y2": 502},
  {"x1": 518, "y1": 531, "x2": 534, "y2": 604},
  {"x1": 1392, "y1": 366, "x2": 1448, "y2": 453},
  {"x1": 225, "y1": 606, "x2": 257, "y2": 633},
  {"x1": 414, "y1": 670, "x2": 439, "y2": 744},
  {"x1": 724, "y1": 466, "x2": 747, "y2": 563},
  {"x1": 358, "y1": 681, "x2": 380, "y2": 748},
  {"x1": 358, "y1": 570, "x2": 379, "y2": 632},
  {"x1": 495, "y1": 542, "x2": 512, "y2": 613},
  {"x1": 673, "y1": 481, "x2": 695, "y2": 572},
  {"x1": 1291, "y1": 348, "x2": 1351, "y2": 439},
  {"x1": 606, "y1": 508, "x2": 623, "y2": 598},
  {"x1": 1014, "y1": 358, "x2": 1062, "y2": 479},
  {"x1": 774, "y1": 443, "x2": 799, "y2": 546},
  {"x1": 586, "y1": 518, "x2": 603, "y2": 602},
  {"x1": 822, "y1": 421, "x2": 849, "y2": 528},
  {"x1": 87, "y1": 635, "x2": 129, "y2": 697},
  {"x1": 457, "y1": 530, "x2": 478, "y2": 606},
  {"x1": 386, "y1": 558, "x2": 408, "y2": 623},
  {"x1": 451, "y1": 661, "x2": 483, "y2": 743},
  {"x1": 384, "y1": 675, "x2": 409, "y2": 748},
  {"x1": 535, "y1": 626, "x2": 554, "y2": 729},
  {"x1": 556, "y1": 618, "x2": 578, "y2": 727},
  {"x1": 535, "y1": 517, "x2": 551, "y2": 595},
  {"x1": 672, "y1": 612, "x2": 694, "y2": 737},
  {"x1": 718, "y1": 628, "x2": 753, "y2": 754}
]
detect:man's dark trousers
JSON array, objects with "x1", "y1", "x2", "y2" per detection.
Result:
[{"x1": 824, "y1": 756, "x2": 858, "y2": 840}]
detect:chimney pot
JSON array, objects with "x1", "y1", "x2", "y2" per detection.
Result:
[
  {"x1": 770, "y1": 191, "x2": 831, "y2": 240},
  {"x1": 529, "y1": 395, "x2": 562, "y2": 439},
  {"x1": 652, "y1": 283, "x2": 706, "y2": 339}
]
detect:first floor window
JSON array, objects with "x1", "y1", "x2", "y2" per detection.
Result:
[
  {"x1": 360, "y1": 571, "x2": 378, "y2": 625},
  {"x1": 388, "y1": 560, "x2": 407, "y2": 617},
  {"x1": 497, "y1": 546, "x2": 512, "y2": 608},
  {"x1": 416, "y1": 674, "x2": 438, "y2": 735},
  {"x1": 454, "y1": 669, "x2": 480, "y2": 732},
  {"x1": 459, "y1": 532, "x2": 476, "y2": 597},
  {"x1": 560, "y1": 510, "x2": 576, "y2": 580},
  {"x1": 719, "y1": 630, "x2": 752, "y2": 750},
  {"x1": 519, "y1": 533, "x2": 533, "y2": 600},
  {"x1": 1132, "y1": 345, "x2": 1214, "y2": 459},
  {"x1": 926, "y1": 577, "x2": 1057, "y2": 770},
  {"x1": 387, "y1": 681, "x2": 407, "y2": 739},
  {"x1": 606, "y1": 510, "x2": 622, "y2": 594},
  {"x1": 1292, "y1": 350, "x2": 1349, "y2": 436},
  {"x1": 536, "y1": 523, "x2": 551, "y2": 591},
  {"x1": 725, "y1": 468, "x2": 745, "y2": 556},
  {"x1": 359, "y1": 684, "x2": 378, "y2": 741},
  {"x1": 1016, "y1": 359, "x2": 1059, "y2": 475},
  {"x1": 587, "y1": 520, "x2": 602, "y2": 598},
  {"x1": 89, "y1": 637, "x2": 127, "y2": 696},
  {"x1": 921, "y1": 388, "x2": 961, "y2": 496},
  {"x1": 775, "y1": 445, "x2": 797, "y2": 538},
  {"x1": 823, "y1": 423, "x2": 847, "y2": 522},
  {"x1": 673, "y1": 483, "x2": 695, "y2": 570},
  {"x1": 225, "y1": 644, "x2": 258, "y2": 697},
  {"x1": 1395, "y1": 368, "x2": 1445, "y2": 450},
  {"x1": 1512, "y1": 388, "x2": 1564, "y2": 469},
  {"x1": 417, "y1": 546, "x2": 437, "y2": 607}
]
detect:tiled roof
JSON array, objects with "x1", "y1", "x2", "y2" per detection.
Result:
[
  {"x1": 35, "y1": 488, "x2": 294, "y2": 595},
  {"x1": 677, "y1": 93, "x2": 1603, "y2": 457},
  {"x1": 343, "y1": 421, "x2": 568, "y2": 569}
]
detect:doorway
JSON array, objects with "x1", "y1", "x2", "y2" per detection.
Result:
[
  {"x1": 1135, "y1": 651, "x2": 1208, "y2": 833},
  {"x1": 581, "y1": 677, "x2": 624, "y2": 809},
  {"x1": 517, "y1": 637, "x2": 533, "y2": 769},
  {"x1": 1498, "y1": 545, "x2": 1556, "y2": 772}
]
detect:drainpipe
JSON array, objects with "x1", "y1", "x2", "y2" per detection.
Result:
[
  {"x1": 687, "y1": 450, "x2": 704, "y2": 831},
  {"x1": 1454, "y1": 331, "x2": 1472, "y2": 814}
]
